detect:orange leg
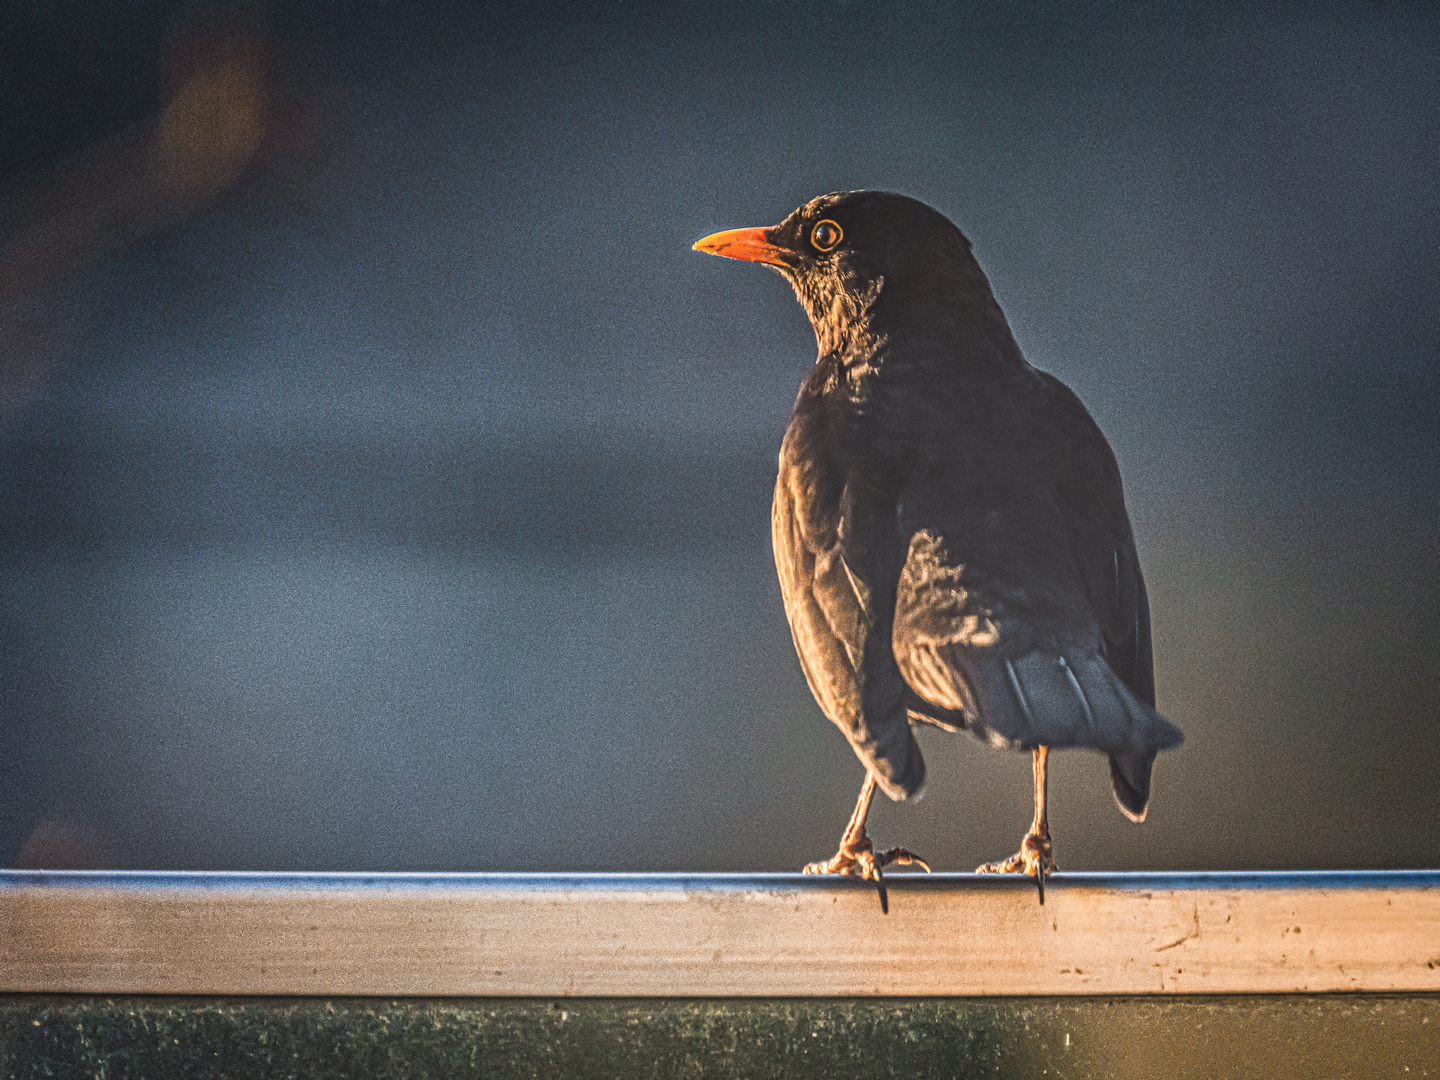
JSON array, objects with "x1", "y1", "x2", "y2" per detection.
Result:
[{"x1": 976, "y1": 746, "x2": 1055, "y2": 903}]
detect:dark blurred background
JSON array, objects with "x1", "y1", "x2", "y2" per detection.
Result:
[{"x1": 2, "y1": 0, "x2": 1436, "y2": 873}]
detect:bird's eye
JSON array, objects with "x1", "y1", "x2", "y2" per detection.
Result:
[{"x1": 810, "y1": 220, "x2": 843, "y2": 252}]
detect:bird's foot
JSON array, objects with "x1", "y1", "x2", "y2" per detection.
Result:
[
  {"x1": 803, "y1": 838, "x2": 930, "y2": 879},
  {"x1": 975, "y1": 831, "x2": 1054, "y2": 903},
  {"x1": 803, "y1": 836, "x2": 930, "y2": 914}
]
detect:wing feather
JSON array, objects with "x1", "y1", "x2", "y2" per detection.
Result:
[
  {"x1": 772, "y1": 414, "x2": 924, "y2": 800},
  {"x1": 889, "y1": 375, "x2": 1181, "y2": 795}
]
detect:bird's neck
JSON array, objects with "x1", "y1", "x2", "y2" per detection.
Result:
[{"x1": 819, "y1": 278, "x2": 1025, "y2": 386}]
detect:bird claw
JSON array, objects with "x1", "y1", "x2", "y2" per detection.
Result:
[
  {"x1": 975, "y1": 830, "x2": 1054, "y2": 904},
  {"x1": 803, "y1": 841, "x2": 930, "y2": 879},
  {"x1": 876, "y1": 847, "x2": 931, "y2": 874},
  {"x1": 803, "y1": 838, "x2": 930, "y2": 915}
]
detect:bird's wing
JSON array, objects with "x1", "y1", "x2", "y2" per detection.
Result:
[
  {"x1": 1032, "y1": 370, "x2": 1175, "y2": 815},
  {"x1": 772, "y1": 411, "x2": 925, "y2": 801},
  {"x1": 1032, "y1": 370, "x2": 1155, "y2": 707},
  {"x1": 890, "y1": 375, "x2": 1181, "y2": 764}
]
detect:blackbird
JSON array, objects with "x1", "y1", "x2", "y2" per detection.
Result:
[{"x1": 694, "y1": 191, "x2": 1182, "y2": 905}]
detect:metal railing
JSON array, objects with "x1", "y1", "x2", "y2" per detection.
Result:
[{"x1": 5, "y1": 869, "x2": 1438, "y2": 997}]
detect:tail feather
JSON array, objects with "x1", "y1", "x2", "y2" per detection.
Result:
[
  {"x1": 1109, "y1": 749, "x2": 1154, "y2": 822},
  {"x1": 964, "y1": 647, "x2": 1183, "y2": 757},
  {"x1": 905, "y1": 639, "x2": 1181, "y2": 819}
]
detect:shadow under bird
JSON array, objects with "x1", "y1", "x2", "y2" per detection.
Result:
[{"x1": 693, "y1": 191, "x2": 1183, "y2": 908}]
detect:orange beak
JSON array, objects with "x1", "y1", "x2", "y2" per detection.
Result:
[{"x1": 692, "y1": 227, "x2": 794, "y2": 268}]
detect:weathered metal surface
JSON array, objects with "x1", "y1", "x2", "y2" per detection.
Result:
[
  {"x1": 4, "y1": 871, "x2": 1438, "y2": 997},
  {"x1": 2, "y1": 994, "x2": 1438, "y2": 1079}
]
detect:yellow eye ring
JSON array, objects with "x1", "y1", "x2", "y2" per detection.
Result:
[{"x1": 810, "y1": 219, "x2": 843, "y2": 252}]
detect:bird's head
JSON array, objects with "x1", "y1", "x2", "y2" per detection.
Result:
[{"x1": 694, "y1": 190, "x2": 996, "y2": 361}]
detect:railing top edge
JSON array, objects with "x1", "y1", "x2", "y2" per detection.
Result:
[{"x1": 3, "y1": 868, "x2": 1438, "y2": 893}]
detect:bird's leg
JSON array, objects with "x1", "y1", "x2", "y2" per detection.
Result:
[
  {"x1": 976, "y1": 746, "x2": 1055, "y2": 902},
  {"x1": 803, "y1": 771, "x2": 931, "y2": 882}
]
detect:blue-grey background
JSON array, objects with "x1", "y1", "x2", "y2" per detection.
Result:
[{"x1": 2, "y1": 1, "x2": 1436, "y2": 872}]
